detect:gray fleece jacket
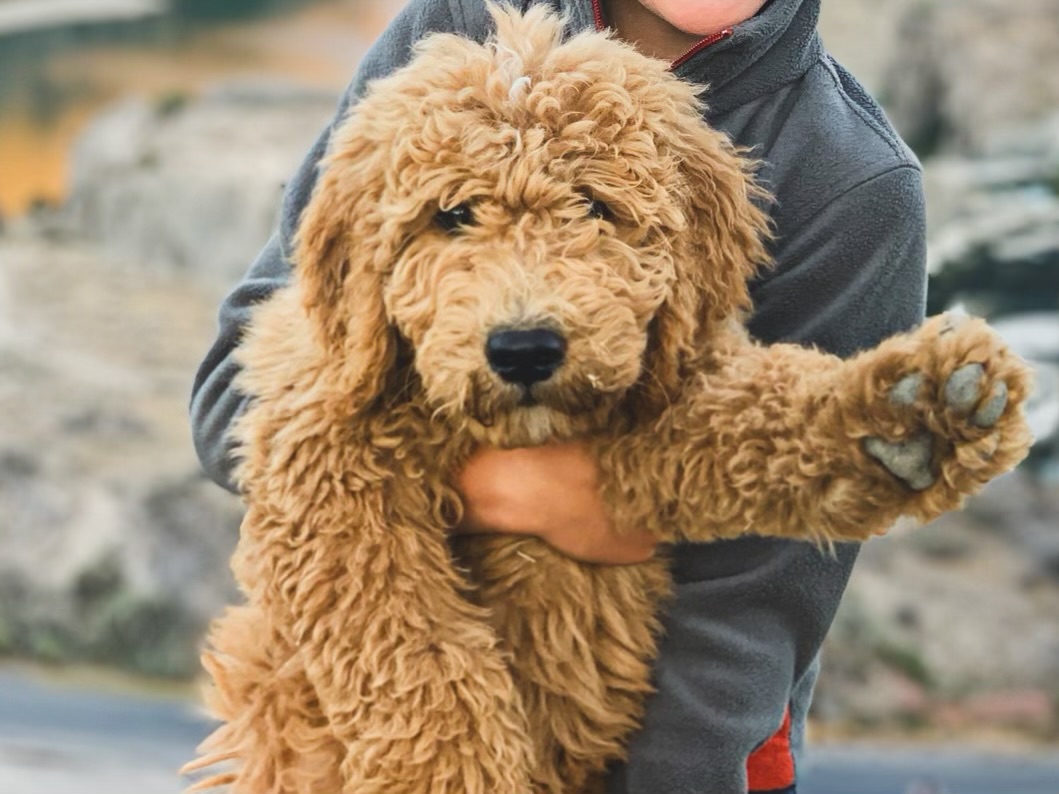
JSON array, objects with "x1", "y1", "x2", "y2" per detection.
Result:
[{"x1": 189, "y1": 1, "x2": 926, "y2": 792}]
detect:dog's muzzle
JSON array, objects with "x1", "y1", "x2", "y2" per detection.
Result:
[{"x1": 485, "y1": 328, "x2": 566, "y2": 387}]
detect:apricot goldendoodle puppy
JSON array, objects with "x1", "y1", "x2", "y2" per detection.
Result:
[{"x1": 186, "y1": 6, "x2": 1032, "y2": 794}]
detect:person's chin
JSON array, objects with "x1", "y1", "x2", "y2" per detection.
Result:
[{"x1": 646, "y1": 0, "x2": 761, "y2": 37}]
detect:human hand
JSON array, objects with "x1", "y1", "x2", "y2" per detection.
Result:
[{"x1": 454, "y1": 442, "x2": 658, "y2": 565}]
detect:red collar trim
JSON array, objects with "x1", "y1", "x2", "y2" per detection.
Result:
[{"x1": 591, "y1": 0, "x2": 606, "y2": 30}]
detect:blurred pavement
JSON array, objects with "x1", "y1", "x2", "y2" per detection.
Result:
[
  {"x1": 1, "y1": 669, "x2": 1057, "y2": 794},
  {"x1": 0, "y1": 670, "x2": 204, "y2": 793}
]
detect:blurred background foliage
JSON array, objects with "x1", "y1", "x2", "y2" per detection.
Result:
[{"x1": 0, "y1": 0, "x2": 1057, "y2": 760}]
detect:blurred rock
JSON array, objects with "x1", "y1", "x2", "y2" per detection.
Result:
[
  {"x1": 0, "y1": 229, "x2": 242, "y2": 677},
  {"x1": 924, "y1": 114, "x2": 1059, "y2": 311},
  {"x1": 935, "y1": 690, "x2": 1057, "y2": 734},
  {"x1": 818, "y1": 473, "x2": 1059, "y2": 734},
  {"x1": 817, "y1": 0, "x2": 920, "y2": 95},
  {"x1": 964, "y1": 472, "x2": 1059, "y2": 581},
  {"x1": 61, "y1": 80, "x2": 339, "y2": 283},
  {"x1": 919, "y1": 113, "x2": 1059, "y2": 465},
  {"x1": 879, "y1": 0, "x2": 1059, "y2": 157}
]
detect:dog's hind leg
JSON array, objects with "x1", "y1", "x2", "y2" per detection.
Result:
[
  {"x1": 239, "y1": 495, "x2": 536, "y2": 794},
  {"x1": 455, "y1": 536, "x2": 670, "y2": 794},
  {"x1": 186, "y1": 604, "x2": 344, "y2": 794}
]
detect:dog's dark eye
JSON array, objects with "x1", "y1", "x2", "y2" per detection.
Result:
[
  {"x1": 434, "y1": 202, "x2": 475, "y2": 233},
  {"x1": 581, "y1": 194, "x2": 613, "y2": 221}
]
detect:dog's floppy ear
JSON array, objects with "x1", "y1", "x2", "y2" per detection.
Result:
[
  {"x1": 644, "y1": 94, "x2": 772, "y2": 403},
  {"x1": 293, "y1": 115, "x2": 403, "y2": 413}
]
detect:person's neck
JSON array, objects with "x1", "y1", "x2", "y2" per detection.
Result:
[{"x1": 601, "y1": 1, "x2": 703, "y2": 62}]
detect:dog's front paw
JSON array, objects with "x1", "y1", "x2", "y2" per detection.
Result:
[
  {"x1": 865, "y1": 360, "x2": 1010, "y2": 490},
  {"x1": 860, "y1": 314, "x2": 1033, "y2": 501}
]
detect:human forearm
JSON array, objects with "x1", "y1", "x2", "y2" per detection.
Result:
[{"x1": 190, "y1": 233, "x2": 289, "y2": 492}]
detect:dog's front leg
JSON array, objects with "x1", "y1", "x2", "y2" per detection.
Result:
[
  {"x1": 245, "y1": 488, "x2": 536, "y2": 794},
  {"x1": 594, "y1": 316, "x2": 1032, "y2": 545}
]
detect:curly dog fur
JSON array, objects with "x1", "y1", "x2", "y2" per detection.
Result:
[{"x1": 186, "y1": 6, "x2": 1034, "y2": 793}]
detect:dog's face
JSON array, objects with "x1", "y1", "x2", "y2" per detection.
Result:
[{"x1": 295, "y1": 6, "x2": 768, "y2": 444}]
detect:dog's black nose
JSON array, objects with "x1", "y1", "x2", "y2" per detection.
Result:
[{"x1": 486, "y1": 329, "x2": 566, "y2": 386}]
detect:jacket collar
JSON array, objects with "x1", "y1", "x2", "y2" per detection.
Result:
[{"x1": 550, "y1": 0, "x2": 822, "y2": 118}]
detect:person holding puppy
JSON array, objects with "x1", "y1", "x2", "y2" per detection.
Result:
[{"x1": 191, "y1": 1, "x2": 926, "y2": 792}]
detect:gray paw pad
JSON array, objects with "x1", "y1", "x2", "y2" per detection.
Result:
[
  {"x1": 890, "y1": 373, "x2": 923, "y2": 406},
  {"x1": 865, "y1": 433, "x2": 936, "y2": 491},
  {"x1": 945, "y1": 363, "x2": 985, "y2": 413},
  {"x1": 973, "y1": 381, "x2": 1008, "y2": 428}
]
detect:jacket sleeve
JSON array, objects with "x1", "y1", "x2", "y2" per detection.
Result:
[
  {"x1": 607, "y1": 165, "x2": 927, "y2": 794},
  {"x1": 189, "y1": 0, "x2": 460, "y2": 492}
]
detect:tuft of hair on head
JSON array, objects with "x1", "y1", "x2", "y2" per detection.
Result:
[{"x1": 485, "y1": 1, "x2": 567, "y2": 102}]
